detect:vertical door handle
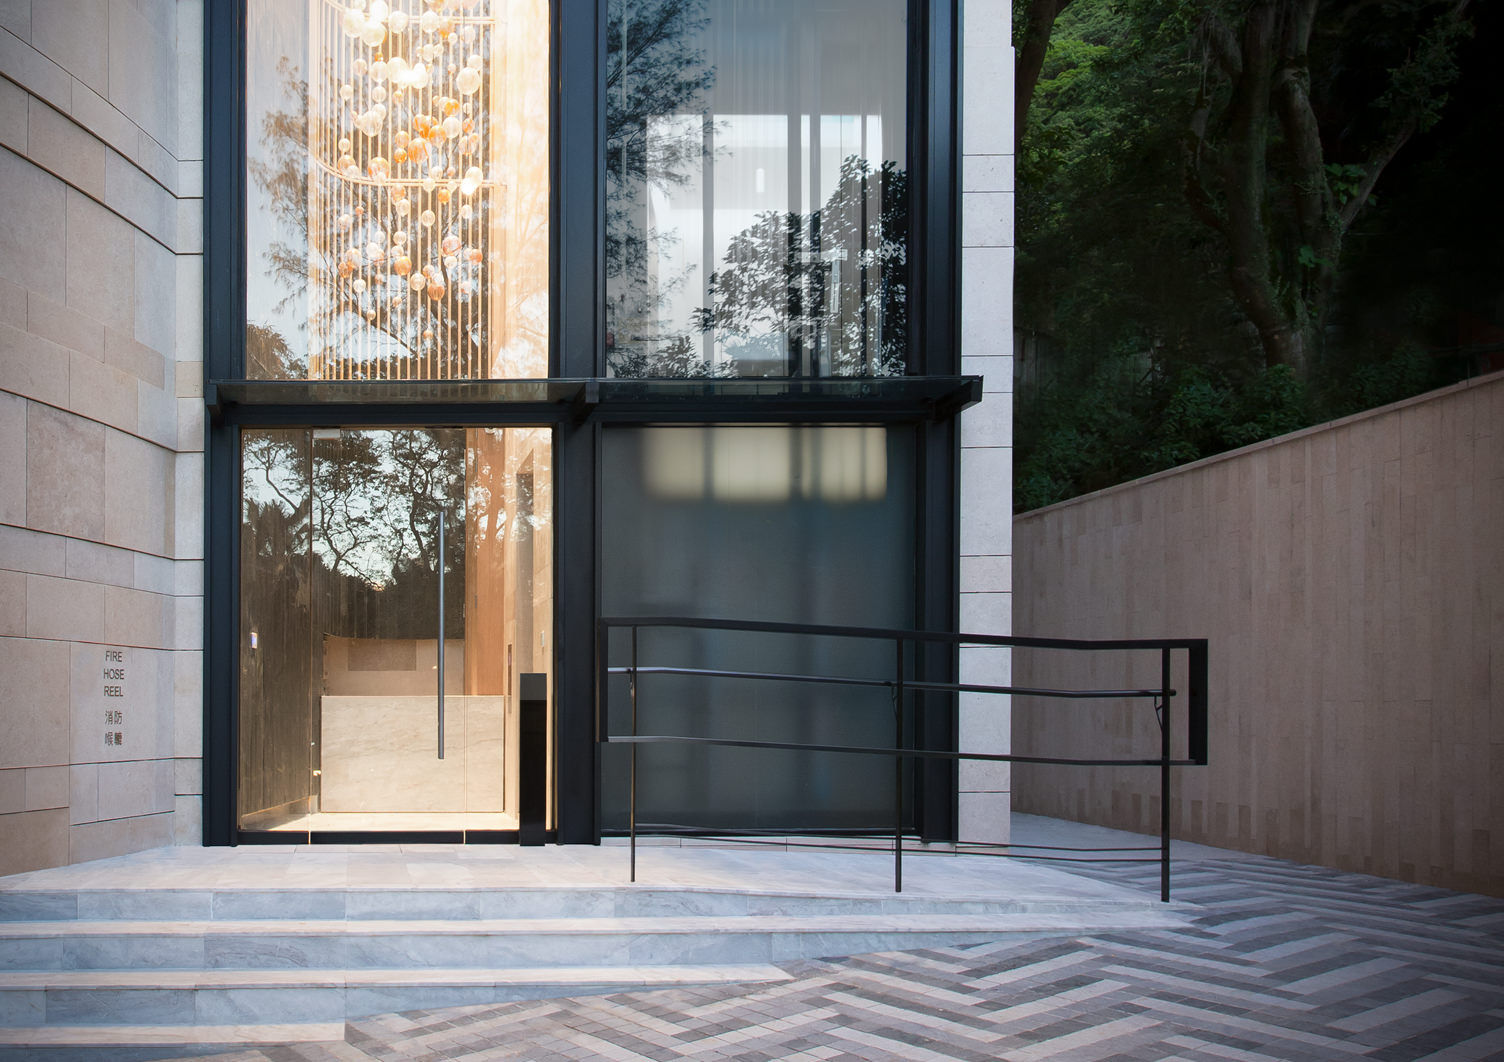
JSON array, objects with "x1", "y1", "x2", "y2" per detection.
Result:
[{"x1": 437, "y1": 508, "x2": 446, "y2": 759}]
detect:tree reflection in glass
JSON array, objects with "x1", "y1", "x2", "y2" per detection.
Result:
[
  {"x1": 246, "y1": 0, "x2": 549, "y2": 381},
  {"x1": 606, "y1": 0, "x2": 909, "y2": 378}
]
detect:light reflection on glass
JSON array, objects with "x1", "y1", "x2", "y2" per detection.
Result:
[
  {"x1": 247, "y1": 0, "x2": 549, "y2": 381},
  {"x1": 607, "y1": 0, "x2": 909, "y2": 379}
]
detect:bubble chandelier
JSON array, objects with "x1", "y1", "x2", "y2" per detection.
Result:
[{"x1": 311, "y1": 0, "x2": 505, "y2": 381}]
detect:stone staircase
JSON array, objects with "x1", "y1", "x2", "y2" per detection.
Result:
[{"x1": 0, "y1": 849, "x2": 1188, "y2": 1057}]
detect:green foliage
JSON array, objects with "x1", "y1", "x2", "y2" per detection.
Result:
[{"x1": 1013, "y1": 0, "x2": 1493, "y2": 512}]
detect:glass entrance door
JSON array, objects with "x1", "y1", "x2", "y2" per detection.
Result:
[{"x1": 238, "y1": 426, "x2": 553, "y2": 837}]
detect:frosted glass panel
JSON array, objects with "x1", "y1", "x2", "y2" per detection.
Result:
[{"x1": 600, "y1": 425, "x2": 916, "y2": 830}]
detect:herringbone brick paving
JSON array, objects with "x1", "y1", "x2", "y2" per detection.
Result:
[{"x1": 175, "y1": 851, "x2": 1504, "y2": 1062}]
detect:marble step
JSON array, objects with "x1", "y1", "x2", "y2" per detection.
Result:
[
  {"x1": 0, "y1": 910, "x2": 1182, "y2": 973},
  {"x1": 0, "y1": 963, "x2": 793, "y2": 1029},
  {"x1": 0, "y1": 885, "x2": 1109, "y2": 923}
]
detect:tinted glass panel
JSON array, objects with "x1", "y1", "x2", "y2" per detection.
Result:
[
  {"x1": 606, "y1": 0, "x2": 909, "y2": 378},
  {"x1": 246, "y1": 0, "x2": 550, "y2": 380},
  {"x1": 600, "y1": 425, "x2": 916, "y2": 830},
  {"x1": 238, "y1": 426, "x2": 555, "y2": 834}
]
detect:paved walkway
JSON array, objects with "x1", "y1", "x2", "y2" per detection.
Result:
[{"x1": 127, "y1": 819, "x2": 1504, "y2": 1060}]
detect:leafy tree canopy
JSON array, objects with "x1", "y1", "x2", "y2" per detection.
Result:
[{"x1": 1013, "y1": 0, "x2": 1498, "y2": 511}]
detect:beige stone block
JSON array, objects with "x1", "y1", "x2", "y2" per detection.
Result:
[
  {"x1": 71, "y1": 641, "x2": 164, "y2": 762},
  {"x1": 961, "y1": 245, "x2": 1013, "y2": 352},
  {"x1": 171, "y1": 593, "x2": 202, "y2": 652},
  {"x1": 172, "y1": 450, "x2": 202, "y2": 559},
  {"x1": 0, "y1": 27, "x2": 71, "y2": 112},
  {"x1": 960, "y1": 646, "x2": 1011, "y2": 694},
  {"x1": 0, "y1": 389, "x2": 23, "y2": 526},
  {"x1": 177, "y1": 159, "x2": 202, "y2": 199},
  {"x1": 171, "y1": 558, "x2": 202, "y2": 598},
  {"x1": 961, "y1": 45, "x2": 1013, "y2": 155},
  {"x1": 173, "y1": 794, "x2": 201, "y2": 845},
  {"x1": 175, "y1": 256, "x2": 202, "y2": 368},
  {"x1": 0, "y1": 276, "x2": 25, "y2": 329},
  {"x1": 69, "y1": 810, "x2": 172, "y2": 864},
  {"x1": 134, "y1": 127, "x2": 176, "y2": 192},
  {"x1": 962, "y1": 153, "x2": 1014, "y2": 194},
  {"x1": 960, "y1": 554, "x2": 1011, "y2": 594},
  {"x1": 959, "y1": 756, "x2": 1011, "y2": 794},
  {"x1": 0, "y1": 636, "x2": 70, "y2": 769},
  {"x1": 0, "y1": 524, "x2": 66, "y2": 577},
  {"x1": 24, "y1": 764, "x2": 68, "y2": 810},
  {"x1": 27, "y1": 573, "x2": 106, "y2": 642},
  {"x1": 133, "y1": 229, "x2": 175, "y2": 357},
  {"x1": 28, "y1": 96, "x2": 106, "y2": 198},
  {"x1": 961, "y1": 0, "x2": 1012, "y2": 46},
  {"x1": 105, "y1": 326, "x2": 166, "y2": 388},
  {"x1": 0, "y1": 809, "x2": 70, "y2": 875},
  {"x1": 65, "y1": 188, "x2": 135, "y2": 335},
  {"x1": 177, "y1": 196, "x2": 202, "y2": 255},
  {"x1": 173, "y1": 757, "x2": 201, "y2": 796},
  {"x1": 960, "y1": 395, "x2": 1012, "y2": 449},
  {"x1": 962, "y1": 191, "x2": 1014, "y2": 249},
  {"x1": 108, "y1": 0, "x2": 175, "y2": 153},
  {"x1": 176, "y1": 395, "x2": 203, "y2": 453},
  {"x1": 961, "y1": 353, "x2": 1012, "y2": 394},
  {"x1": 172, "y1": 649, "x2": 202, "y2": 759},
  {"x1": 960, "y1": 591, "x2": 1011, "y2": 636},
  {"x1": 0, "y1": 569, "x2": 23, "y2": 636},
  {"x1": 176, "y1": 362, "x2": 203, "y2": 399},
  {"x1": 28, "y1": 289, "x2": 105, "y2": 359},
  {"x1": 176, "y1": 0, "x2": 203, "y2": 161},
  {"x1": 957, "y1": 791, "x2": 1011, "y2": 846},
  {"x1": 106, "y1": 149, "x2": 172, "y2": 247},
  {"x1": 133, "y1": 552, "x2": 174, "y2": 595},
  {"x1": 0, "y1": 322, "x2": 71, "y2": 407},
  {"x1": 0, "y1": 767, "x2": 22, "y2": 813},
  {"x1": 0, "y1": 73, "x2": 27, "y2": 155},
  {"x1": 105, "y1": 584, "x2": 169, "y2": 648},
  {"x1": 104, "y1": 428, "x2": 172, "y2": 555},
  {"x1": 959, "y1": 690, "x2": 1011, "y2": 752},
  {"x1": 0, "y1": 146, "x2": 67, "y2": 293},
  {"x1": 64, "y1": 537, "x2": 133, "y2": 588},
  {"x1": 96, "y1": 757, "x2": 173, "y2": 819},
  {"x1": 69, "y1": 349, "x2": 139, "y2": 433},
  {"x1": 70, "y1": 762, "x2": 98, "y2": 824},
  {"x1": 958, "y1": 446, "x2": 1011, "y2": 556},
  {"x1": 67, "y1": 78, "x2": 136, "y2": 157},
  {"x1": 137, "y1": 378, "x2": 177, "y2": 449},
  {"x1": 27, "y1": 403, "x2": 106, "y2": 540},
  {"x1": 31, "y1": 0, "x2": 109, "y2": 97},
  {"x1": 0, "y1": 0, "x2": 28, "y2": 42}
]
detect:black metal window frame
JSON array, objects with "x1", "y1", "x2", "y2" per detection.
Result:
[{"x1": 201, "y1": 0, "x2": 964, "y2": 845}]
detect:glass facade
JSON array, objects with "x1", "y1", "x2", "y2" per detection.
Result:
[
  {"x1": 606, "y1": 0, "x2": 909, "y2": 378},
  {"x1": 238, "y1": 426, "x2": 554, "y2": 834},
  {"x1": 207, "y1": 0, "x2": 960, "y2": 845},
  {"x1": 600, "y1": 425, "x2": 915, "y2": 829},
  {"x1": 246, "y1": 0, "x2": 550, "y2": 381}
]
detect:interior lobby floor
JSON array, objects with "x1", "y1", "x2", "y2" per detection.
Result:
[{"x1": 143, "y1": 814, "x2": 1504, "y2": 1062}]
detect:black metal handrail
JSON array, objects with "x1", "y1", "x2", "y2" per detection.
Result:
[{"x1": 597, "y1": 616, "x2": 1209, "y2": 901}]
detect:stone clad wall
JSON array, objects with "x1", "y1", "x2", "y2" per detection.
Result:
[
  {"x1": 957, "y1": 0, "x2": 1016, "y2": 845},
  {"x1": 0, "y1": 1, "x2": 204, "y2": 875},
  {"x1": 1013, "y1": 372, "x2": 1504, "y2": 896}
]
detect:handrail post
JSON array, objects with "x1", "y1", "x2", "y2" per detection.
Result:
[
  {"x1": 630, "y1": 625, "x2": 639, "y2": 884},
  {"x1": 894, "y1": 638, "x2": 905, "y2": 893},
  {"x1": 1160, "y1": 647, "x2": 1172, "y2": 902}
]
